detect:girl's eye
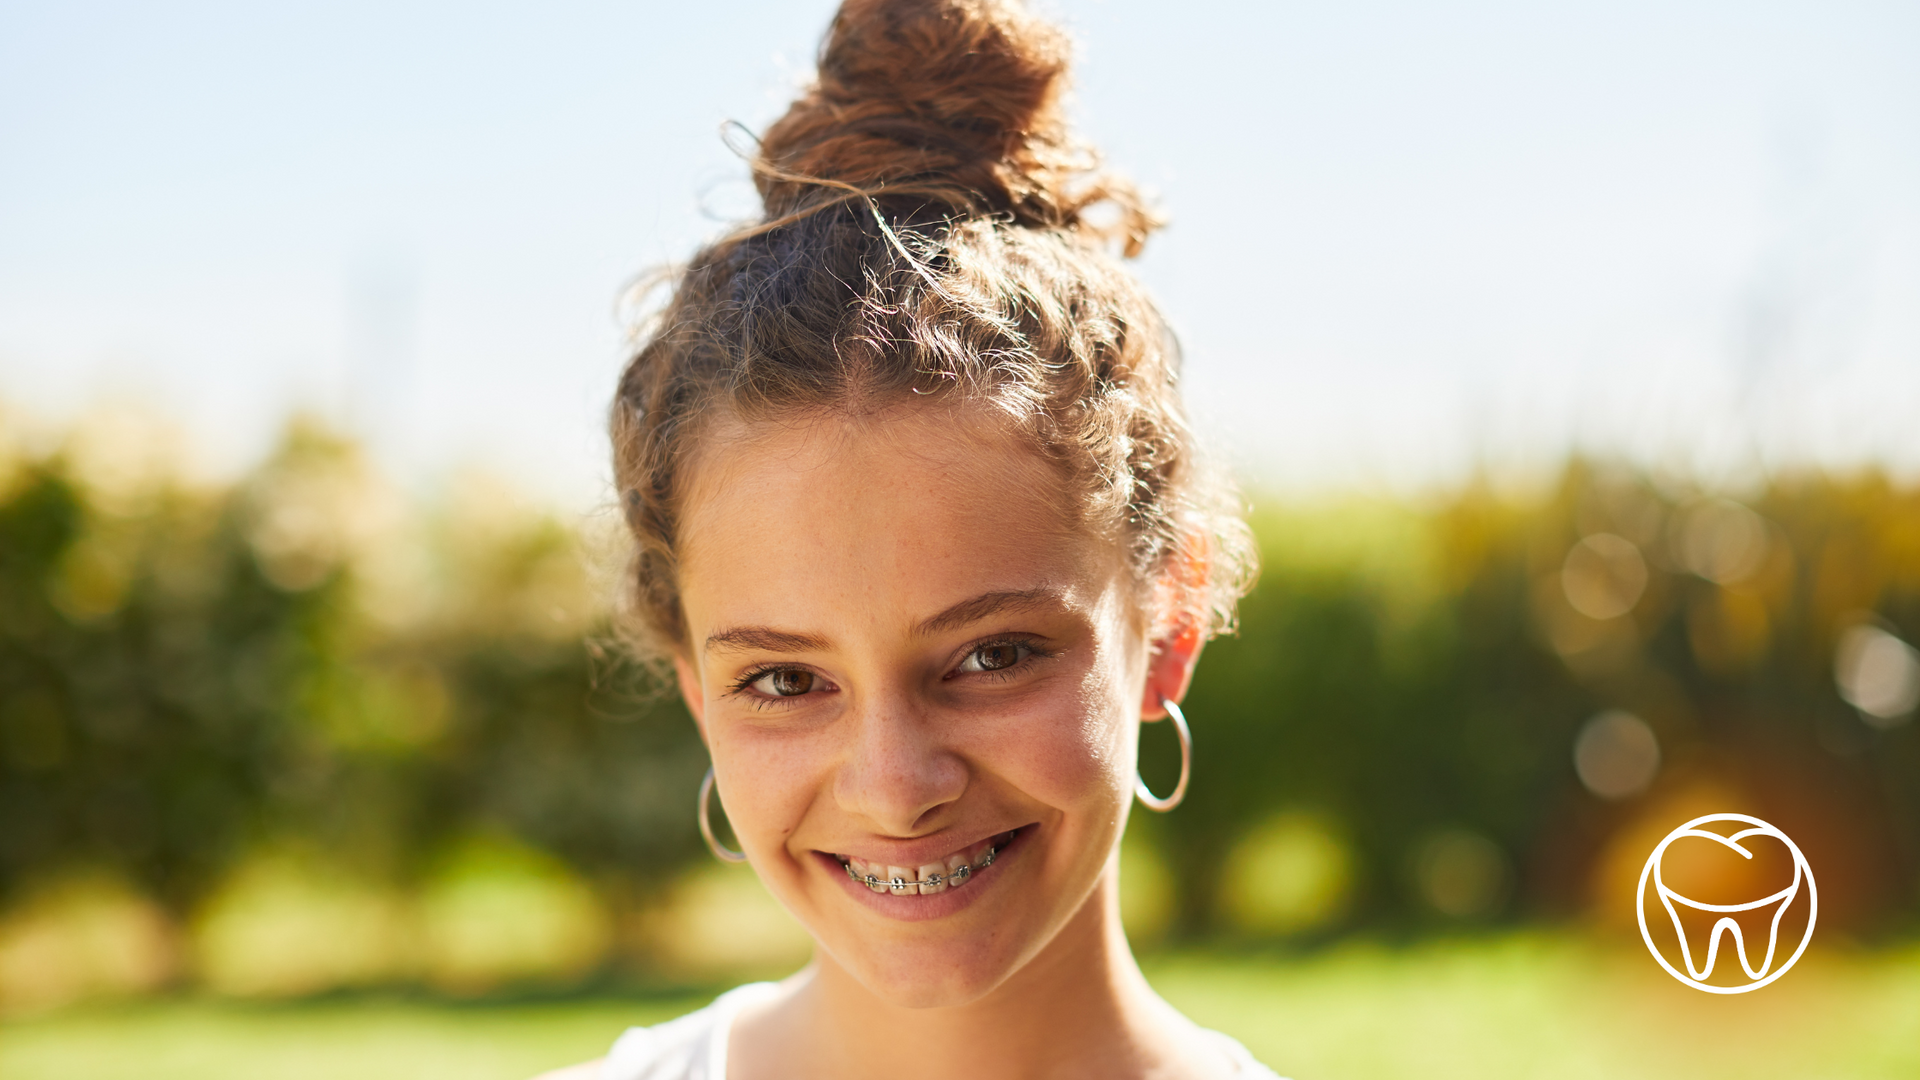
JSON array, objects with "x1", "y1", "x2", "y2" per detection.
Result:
[
  {"x1": 749, "y1": 668, "x2": 817, "y2": 697},
  {"x1": 958, "y1": 642, "x2": 1029, "y2": 674}
]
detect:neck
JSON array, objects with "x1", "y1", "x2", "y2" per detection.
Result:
[{"x1": 738, "y1": 867, "x2": 1190, "y2": 1080}]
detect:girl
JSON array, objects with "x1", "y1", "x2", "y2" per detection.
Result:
[{"x1": 546, "y1": 0, "x2": 1270, "y2": 1075}]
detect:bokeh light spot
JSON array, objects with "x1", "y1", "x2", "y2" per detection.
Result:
[
  {"x1": 1561, "y1": 533, "x2": 1647, "y2": 620},
  {"x1": 1574, "y1": 710, "x2": 1661, "y2": 800},
  {"x1": 1676, "y1": 499, "x2": 1770, "y2": 585},
  {"x1": 1221, "y1": 812, "x2": 1354, "y2": 936},
  {"x1": 1835, "y1": 623, "x2": 1920, "y2": 727},
  {"x1": 1412, "y1": 829, "x2": 1511, "y2": 918}
]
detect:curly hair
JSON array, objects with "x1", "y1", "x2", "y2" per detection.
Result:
[{"x1": 610, "y1": 0, "x2": 1255, "y2": 667}]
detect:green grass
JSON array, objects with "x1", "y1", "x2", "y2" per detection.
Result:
[
  {"x1": 0, "y1": 992, "x2": 707, "y2": 1080},
  {"x1": 5, "y1": 936, "x2": 1917, "y2": 1080},
  {"x1": 1150, "y1": 935, "x2": 1920, "y2": 1079}
]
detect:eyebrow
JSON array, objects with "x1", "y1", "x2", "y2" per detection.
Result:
[
  {"x1": 704, "y1": 626, "x2": 833, "y2": 655},
  {"x1": 701, "y1": 588, "x2": 1067, "y2": 657},
  {"x1": 913, "y1": 587, "x2": 1067, "y2": 638}
]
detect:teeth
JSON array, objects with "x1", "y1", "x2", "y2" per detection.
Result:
[
  {"x1": 837, "y1": 832, "x2": 1013, "y2": 896},
  {"x1": 916, "y1": 862, "x2": 947, "y2": 894},
  {"x1": 851, "y1": 857, "x2": 888, "y2": 893}
]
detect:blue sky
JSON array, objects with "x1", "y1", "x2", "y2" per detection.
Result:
[{"x1": 2, "y1": 0, "x2": 1916, "y2": 502}]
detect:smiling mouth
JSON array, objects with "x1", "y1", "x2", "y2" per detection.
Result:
[{"x1": 834, "y1": 829, "x2": 1020, "y2": 896}]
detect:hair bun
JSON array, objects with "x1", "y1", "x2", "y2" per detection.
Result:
[{"x1": 756, "y1": 0, "x2": 1155, "y2": 252}]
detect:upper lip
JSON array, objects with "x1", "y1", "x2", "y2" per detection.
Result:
[{"x1": 819, "y1": 825, "x2": 1023, "y2": 868}]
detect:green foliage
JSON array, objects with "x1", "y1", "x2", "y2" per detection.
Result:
[
  {"x1": 0, "y1": 454, "x2": 327, "y2": 908},
  {"x1": 1151, "y1": 467, "x2": 1920, "y2": 937},
  {"x1": 0, "y1": 422, "x2": 707, "y2": 918}
]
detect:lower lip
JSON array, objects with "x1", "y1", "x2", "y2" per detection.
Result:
[{"x1": 818, "y1": 828, "x2": 1027, "y2": 923}]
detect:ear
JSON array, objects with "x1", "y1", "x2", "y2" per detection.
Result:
[
  {"x1": 672, "y1": 652, "x2": 710, "y2": 746},
  {"x1": 1141, "y1": 618, "x2": 1204, "y2": 721}
]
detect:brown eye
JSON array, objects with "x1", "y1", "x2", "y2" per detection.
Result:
[
  {"x1": 977, "y1": 644, "x2": 1021, "y2": 670},
  {"x1": 751, "y1": 669, "x2": 816, "y2": 697},
  {"x1": 959, "y1": 642, "x2": 1028, "y2": 674}
]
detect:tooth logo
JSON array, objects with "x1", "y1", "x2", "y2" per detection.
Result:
[{"x1": 1636, "y1": 813, "x2": 1817, "y2": 994}]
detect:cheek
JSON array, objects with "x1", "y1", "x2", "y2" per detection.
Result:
[
  {"x1": 995, "y1": 664, "x2": 1135, "y2": 809},
  {"x1": 713, "y1": 731, "x2": 832, "y2": 849}
]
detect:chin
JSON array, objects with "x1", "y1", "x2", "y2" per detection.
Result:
[{"x1": 840, "y1": 934, "x2": 1025, "y2": 1009}]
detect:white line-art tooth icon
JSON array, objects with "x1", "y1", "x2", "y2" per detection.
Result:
[{"x1": 1636, "y1": 813, "x2": 1817, "y2": 994}]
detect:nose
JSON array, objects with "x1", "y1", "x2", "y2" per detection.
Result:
[{"x1": 832, "y1": 690, "x2": 967, "y2": 835}]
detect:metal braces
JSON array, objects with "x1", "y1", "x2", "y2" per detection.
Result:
[{"x1": 843, "y1": 843, "x2": 1000, "y2": 895}]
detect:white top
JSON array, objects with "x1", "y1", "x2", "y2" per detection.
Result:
[{"x1": 598, "y1": 982, "x2": 1288, "y2": 1079}]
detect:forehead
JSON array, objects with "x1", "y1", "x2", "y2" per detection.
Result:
[{"x1": 675, "y1": 404, "x2": 1121, "y2": 636}]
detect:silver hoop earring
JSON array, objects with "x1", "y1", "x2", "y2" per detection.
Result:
[
  {"x1": 698, "y1": 766, "x2": 747, "y2": 863},
  {"x1": 1135, "y1": 697, "x2": 1192, "y2": 812}
]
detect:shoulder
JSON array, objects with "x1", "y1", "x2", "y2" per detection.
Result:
[
  {"x1": 537, "y1": 983, "x2": 781, "y2": 1080},
  {"x1": 1200, "y1": 1027, "x2": 1290, "y2": 1079},
  {"x1": 528, "y1": 1010, "x2": 711, "y2": 1080},
  {"x1": 530, "y1": 1064, "x2": 602, "y2": 1080}
]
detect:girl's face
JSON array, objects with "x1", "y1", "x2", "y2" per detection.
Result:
[{"x1": 672, "y1": 404, "x2": 1167, "y2": 1007}]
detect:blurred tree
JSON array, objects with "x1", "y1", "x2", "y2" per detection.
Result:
[
  {"x1": 0, "y1": 421, "x2": 709, "y2": 923},
  {"x1": 1156, "y1": 467, "x2": 1920, "y2": 940},
  {"x1": 0, "y1": 453, "x2": 322, "y2": 908}
]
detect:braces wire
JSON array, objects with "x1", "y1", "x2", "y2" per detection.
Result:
[{"x1": 843, "y1": 843, "x2": 1001, "y2": 895}]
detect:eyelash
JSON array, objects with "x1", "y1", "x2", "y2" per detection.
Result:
[
  {"x1": 727, "y1": 665, "x2": 814, "y2": 704},
  {"x1": 951, "y1": 636, "x2": 1053, "y2": 681},
  {"x1": 724, "y1": 636, "x2": 1053, "y2": 709}
]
